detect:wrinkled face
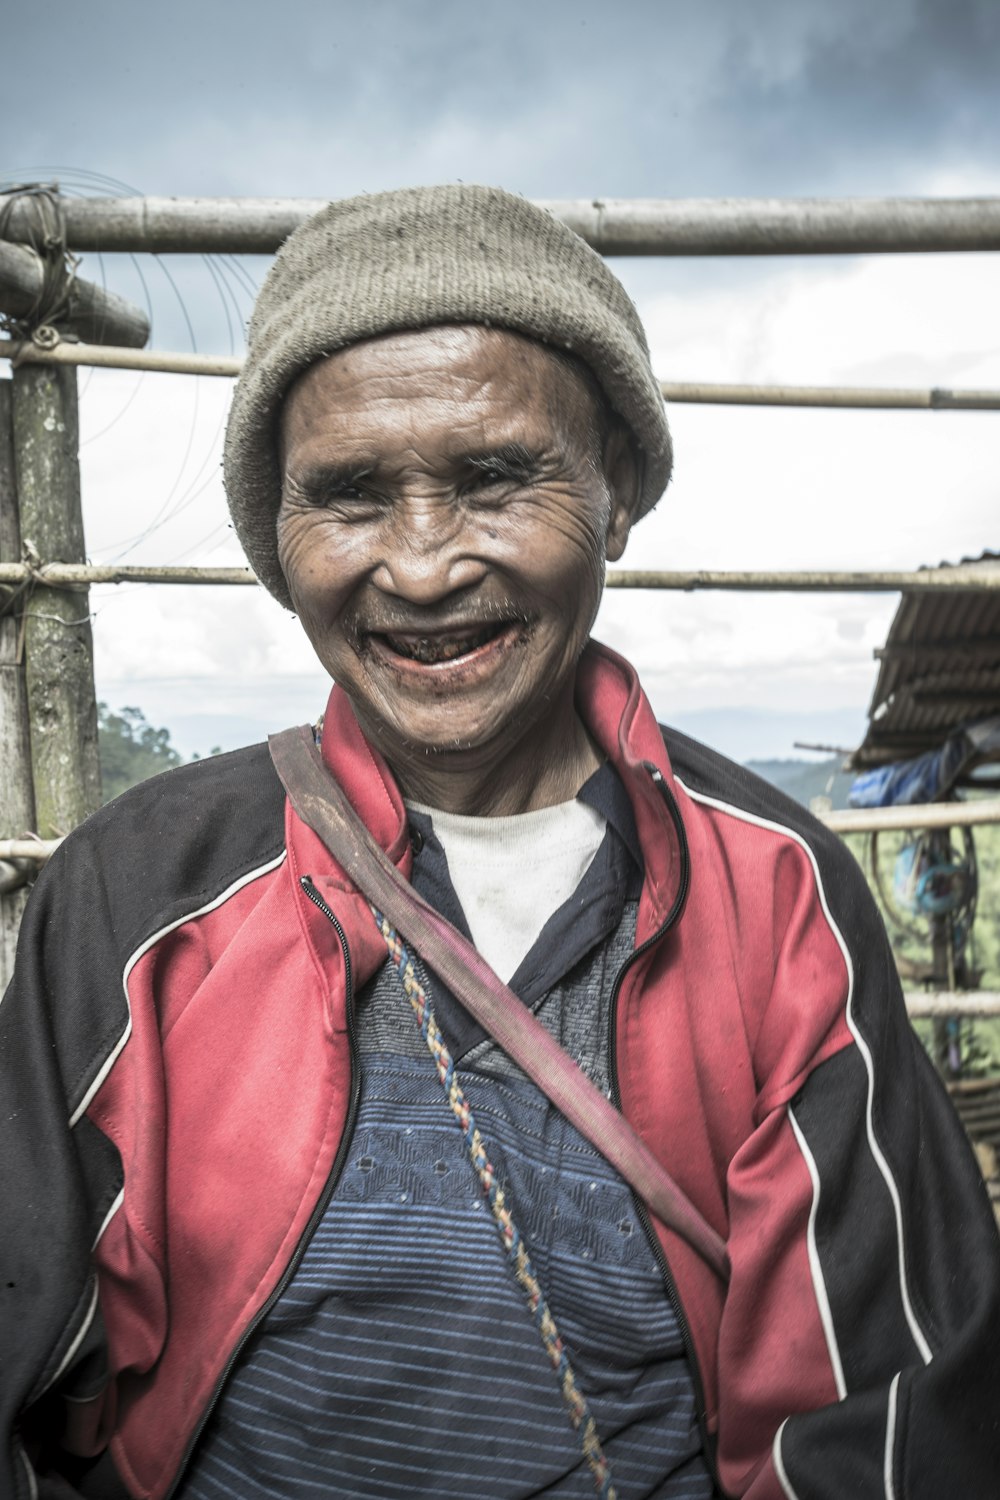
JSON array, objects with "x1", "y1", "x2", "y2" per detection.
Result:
[{"x1": 276, "y1": 325, "x2": 635, "y2": 775}]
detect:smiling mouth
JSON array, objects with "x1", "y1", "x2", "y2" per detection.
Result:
[{"x1": 373, "y1": 620, "x2": 520, "y2": 666}]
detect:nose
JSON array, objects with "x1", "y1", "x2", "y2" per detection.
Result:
[{"x1": 370, "y1": 499, "x2": 488, "y2": 604}]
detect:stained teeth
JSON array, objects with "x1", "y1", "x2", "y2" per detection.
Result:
[{"x1": 384, "y1": 627, "x2": 498, "y2": 663}]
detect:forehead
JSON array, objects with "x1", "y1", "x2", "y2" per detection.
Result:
[{"x1": 279, "y1": 324, "x2": 599, "y2": 453}]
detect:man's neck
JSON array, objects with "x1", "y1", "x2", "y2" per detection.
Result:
[{"x1": 369, "y1": 706, "x2": 603, "y2": 817}]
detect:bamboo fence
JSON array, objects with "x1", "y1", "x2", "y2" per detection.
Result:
[{"x1": 3, "y1": 190, "x2": 1000, "y2": 1016}]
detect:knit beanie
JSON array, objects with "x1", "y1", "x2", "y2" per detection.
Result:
[{"x1": 225, "y1": 183, "x2": 671, "y2": 608}]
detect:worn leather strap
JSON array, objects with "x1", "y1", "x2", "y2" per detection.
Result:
[{"x1": 269, "y1": 724, "x2": 730, "y2": 1283}]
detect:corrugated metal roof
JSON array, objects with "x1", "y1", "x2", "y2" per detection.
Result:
[{"x1": 850, "y1": 551, "x2": 1000, "y2": 769}]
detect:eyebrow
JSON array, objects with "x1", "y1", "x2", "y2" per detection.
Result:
[
  {"x1": 288, "y1": 442, "x2": 542, "y2": 495},
  {"x1": 291, "y1": 460, "x2": 377, "y2": 494},
  {"x1": 463, "y1": 443, "x2": 540, "y2": 478}
]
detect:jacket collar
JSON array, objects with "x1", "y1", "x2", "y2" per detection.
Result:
[
  {"x1": 575, "y1": 639, "x2": 686, "y2": 933},
  {"x1": 285, "y1": 637, "x2": 685, "y2": 956}
]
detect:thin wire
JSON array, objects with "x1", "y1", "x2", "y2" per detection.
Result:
[
  {"x1": 4, "y1": 168, "x2": 249, "y2": 571},
  {"x1": 102, "y1": 252, "x2": 260, "y2": 558},
  {"x1": 161, "y1": 520, "x2": 233, "y2": 565},
  {"x1": 100, "y1": 253, "x2": 253, "y2": 556},
  {"x1": 0, "y1": 172, "x2": 172, "y2": 550},
  {"x1": 79, "y1": 249, "x2": 155, "y2": 444},
  {"x1": 100, "y1": 447, "x2": 229, "y2": 557},
  {"x1": 202, "y1": 255, "x2": 237, "y2": 351},
  {"x1": 75, "y1": 246, "x2": 101, "y2": 405},
  {"x1": 219, "y1": 251, "x2": 264, "y2": 307},
  {"x1": 107, "y1": 253, "x2": 203, "y2": 560}
]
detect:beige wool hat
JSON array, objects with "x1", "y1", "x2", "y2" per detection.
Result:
[{"x1": 224, "y1": 183, "x2": 672, "y2": 608}]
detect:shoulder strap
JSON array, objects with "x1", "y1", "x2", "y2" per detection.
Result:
[{"x1": 269, "y1": 725, "x2": 729, "y2": 1283}]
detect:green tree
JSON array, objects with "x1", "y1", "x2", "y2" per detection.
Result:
[{"x1": 98, "y1": 703, "x2": 183, "y2": 802}]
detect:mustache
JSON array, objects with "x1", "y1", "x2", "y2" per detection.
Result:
[{"x1": 349, "y1": 595, "x2": 534, "y2": 636}]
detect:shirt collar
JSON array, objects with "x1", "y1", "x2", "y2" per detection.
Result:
[{"x1": 576, "y1": 761, "x2": 643, "y2": 880}]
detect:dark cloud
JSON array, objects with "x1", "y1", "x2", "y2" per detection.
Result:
[
  {"x1": 703, "y1": 0, "x2": 1000, "y2": 192},
  {"x1": 5, "y1": 0, "x2": 997, "y2": 203},
  {"x1": 3, "y1": 0, "x2": 671, "y2": 196}
]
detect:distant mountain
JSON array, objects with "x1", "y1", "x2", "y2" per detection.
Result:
[
  {"x1": 661, "y1": 705, "x2": 867, "y2": 766},
  {"x1": 744, "y1": 757, "x2": 854, "y2": 811}
]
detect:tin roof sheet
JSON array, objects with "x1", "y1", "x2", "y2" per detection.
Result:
[{"x1": 850, "y1": 552, "x2": 1000, "y2": 769}]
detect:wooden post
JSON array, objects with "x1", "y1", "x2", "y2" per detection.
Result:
[
  {"x1": 11, "y1": 363, "x2": 101, "y2": 839},
  {"x1": 0, "y1": 378, "x2": 36, "y2": 988}
]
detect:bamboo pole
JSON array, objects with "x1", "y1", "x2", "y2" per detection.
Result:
[
  {"x1": 0, "y1": 562, "x2": 258, "y2": 586},
  {"x1": 604, "y1": 566, "x2": 1000, "y2": 592},
  {"x1": 11, "y1": 365, "x2": 102, "y2": 838},
  {"x1": 0, "y1": 339, "x2": 241, "y2": 377},
  {"x1": 3, "y1": 194, "x2": 1000, "y2": 257},
  {"x1": 3, "y1": 818, "x2": 999, "y2": 1024},
  {"x1": 0, "y1": 241, "x2": 149, "y2": 348},
  {"x1": 0, "y1": 839, "x2": 62, "y2": 860},
  {"x1": 905, "y1": 993, "x2": 1000, "y2": 1018},
  {"x1": 822, "y1": 801, "x2": 1000, "y2": 834},
  {"x1": 5, "y1": 339, "x2": 1000, "y2": 412},
  {"x1": 4, "y1": 800, "x2": 1000, "y2": 857},
  {"x1": 539, "y1": 197, "x2": 1000, "y2": 257},
  {"x1": 1, "y1": 561, "x2": 998, "y2": 593},
  {"x1": 0, "y1": 380, "x2": 37, "y2": 987},
  {"x1": 5, "y1": 804, "x2": 998, "y2": 857},
  {"x1": 660, "y1": 381, "x2": 1000, "y2": 411}
]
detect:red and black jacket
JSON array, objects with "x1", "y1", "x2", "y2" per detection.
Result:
[{"x1": 3, "y1": 643, "x2": 999, "y2": 1499}]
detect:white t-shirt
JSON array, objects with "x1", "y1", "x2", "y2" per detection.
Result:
[{"x1": 405, "y1": 796, "x2": 608, "y2": 983}]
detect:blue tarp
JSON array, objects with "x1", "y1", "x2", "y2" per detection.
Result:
[
  {"x1": 848, "y1": 716, "x2": 1000, "y2": 808},
  {"x1": 848, "y1": 736, "x2": 969, "y2": 808}
]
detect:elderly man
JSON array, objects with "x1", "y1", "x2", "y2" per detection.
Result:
[{"x1": 3, "y1": 185, "x2": 998, "y2": 1500}]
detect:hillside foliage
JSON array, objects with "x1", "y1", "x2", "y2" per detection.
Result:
[{"x1": 98, "y1": 703, "x2": 184, "y2": 803}]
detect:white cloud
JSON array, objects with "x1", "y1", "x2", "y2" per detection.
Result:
[{"x1": 632, "y1": 258, "x2": 999, "y2": 554}]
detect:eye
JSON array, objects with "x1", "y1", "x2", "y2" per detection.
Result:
[
  {"x1": 286, "y1": 470, "x2": 384, "y2": 515},
  {"x1": 463, "y1": 450, "x2": 538, "y2": 498},
  {"x1": 320, "y1": 484, "x2": 389, "y2": 521},
  {"x1": 467, "y1": 465, "x2": 509, "y2": 490},
  {"x1": 323, "y1": 480, "x2": 366, "y2": 503}
]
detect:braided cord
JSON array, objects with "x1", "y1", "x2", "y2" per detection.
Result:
[{"x1": 373, "y1": 909, "x2": 617, "y2": 1500}]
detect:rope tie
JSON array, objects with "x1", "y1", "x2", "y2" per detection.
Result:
[
  {"x1": 0, "y1": 184, "x2": 80, "y2": 339},
  {"x1": 373, "y1": 908, "x2": 617, "y2": 1499},
  {"x1": 0, "y1": 547, "x2": 92, "y2": 658}
]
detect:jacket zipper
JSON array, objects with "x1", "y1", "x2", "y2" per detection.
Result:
[
  {"x1": 607, "y1": 767, "x2": 721, "y2": 1489},
  {"x1": 165, "y1": 874, "x2": 361, "y2": 1498}
]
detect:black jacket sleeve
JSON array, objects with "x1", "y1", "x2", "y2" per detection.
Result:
[{"x1": 1, "y1": 830, "x2": 128, "y2": 1500}]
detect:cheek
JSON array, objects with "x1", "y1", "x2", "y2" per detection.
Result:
[
  {"x1": 276, "y1": 511, "x2": 316, "y2": 580},
  {"x1": 530, "y1": 505, "x2": 612, "y2": 641},
  {"x1": 504, "y1": 504, "x2": 609, "y2": 595},
  {"x1": 276, "y1": 513, "x2": 357, "y2": 612}
]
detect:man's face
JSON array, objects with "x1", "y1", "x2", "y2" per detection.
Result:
[{"x1": 276, "y1": 325, "x2": 635, "y2": 778}]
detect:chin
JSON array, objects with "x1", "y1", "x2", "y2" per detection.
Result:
[
  {"x1": 379, "y1": 707, "x2": 510, "y2": 762},
  {"x1": 407, "y1": 726, "x2": 497, "y2": 757}
]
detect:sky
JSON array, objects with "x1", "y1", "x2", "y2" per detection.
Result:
[{"x1": 2, "y1": 0, "x2": 999, "y2": 762}]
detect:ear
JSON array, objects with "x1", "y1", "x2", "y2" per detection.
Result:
[{"x1": 602, "y1": 426, "x2": 639, "y2": 562}]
